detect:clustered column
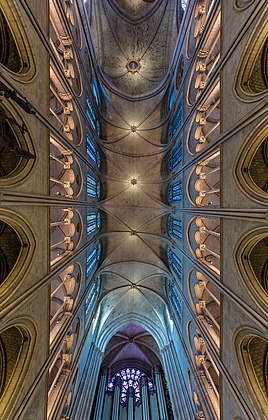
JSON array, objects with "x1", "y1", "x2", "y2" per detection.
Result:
[
  {"x1": 111, "y1": 376, "x2": 122, "y2": 420},
  {"x1": 154, "y1": 366, "x2": 169, "y2": 420},
  {"x1": 127, "y1": 386, "x2": 134, "y2": 420},
  {"x1": 93, "y1": 366, "x2": 108, "y2": 420},
  {"x1": 140, "y1": 375, "x2": 150, "y2": 420}
]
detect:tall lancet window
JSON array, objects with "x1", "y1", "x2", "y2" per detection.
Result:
[
  {"x1": 168, "y1": 103, "x2": 182, "y2": 141},
  {"x1": 181, "y1": 0, "x2": 188, "y2": 12},
  {"x1": 168, "y1": 217, "x2": 182, "y2": 240},
  {"x1": 87, "y1": 211, "x2": 101, "y2": 235},
  {"x1": 168, "y1": 142, "x2": 182, "y2": 171},
  {"x1": 85, "y1": 276, "x2": 100, "y2": 323},
  {"x1": 87, "y1": 136, "x2": 100, "y2": 167},
  {"x1": 107, "y1": 368, "x2": 154, "y2": 405},
  {"x1": 168, "y1": 280, "x2": 182, "y2": 324},
  {"x1": 169, "y1": 87, "x2": 175, "y2": 110},
  {"x1": 86, "y1": 244, "x2": 101, "y2": 277},
  {"x1": 87, "y1": 173, "x2": 100, "y2": 199},
  {"x1": 86, "y1": 97, "x2": 100, "y2": 136},
  {"x1": 168, "y1": 181, "x2": 182, "y2": 202},
  {"x1": 92, "y1": 77, "x2": 100, "y2": 106},
  {"x1": 168, "y1": 248, "x2": 182, "y2": 282}
]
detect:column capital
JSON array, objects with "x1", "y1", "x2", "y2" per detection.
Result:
[
  {"x1": 127, "y1": 386, "x2": 135, "y2": 397},
  {"x1": 100, "y1": 365, "x2": 108, "y2": 376},
  {"x1": 153, "y1": 365, "x2": 162, "y2": 375},
  {"x1": 196, "y1": 411, "x2": 205, "y2": 419},
  {"x1": 114, "y1": 375, "x2": 122, "y2": 387},
  {"x1": 140, "y1": 375, "x2": 148, "y2": 387}
]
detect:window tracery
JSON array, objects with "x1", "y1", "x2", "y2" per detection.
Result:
[
  {"x1": 188, "y1": 150, "x2": 220, "y2": 207},
  {"x1": 50, "y1": 1, "x2": 82, "y2": 95},
  {"x1": 187, "y1": 83, "x2": 220, "y2": 155},
  {"x1": 86, "y1": 244, "x2": 101, "y2": 277},
  {"x1": 167, "y1": 279, "x2": 182, "y2": 324},
  {"x1": 85, "y1": 276, "x2": 100, "y2": 323},
  {"x1": 168, "y1": 103, "x2": 182, "y2": 141},
  {"x1": 86, "y1": 97, "x2": 100, "y2": 136},
  {"x1": 87, "y1": 135, "x2": 100, "y2": 168},
  {"x1": 92, "y1": 78, "x2": 101, "y2": 106},
  {"x1": 50, "y1": 264, "x2": 81, "y2": 344},
  {"x1": 107, "y1": 368, "x2": 154, "y2": 405},
  {"x1": 168, "y1": 181, "x2": 182, "y2": 202},
  {"x1": 49, "y1": 77, "x2": 82, "y2": 146},
  {"x1": 169, "y1": 87, "x2": 175, "y2": 110},
  {"x1": 87, "y1": 211, "x2": 101, "y2": 235},
  {"x1": 168, "y1": 248, "x2": 182, "y2": 282},
  {"x1": 50, "y1": 208, "x2": 82, "y2": 265},
  {"x1": 168, "y1": 142, "x2": 182, "y2": 172},
  {"x1": 87, "y1": 173, "x2": 100, "y2": 199},
  {"x1": 187, "y1": 9, "x2": 220, "y2": 104},
  {"x1": 50, "y1": 138, "x2": 82, "y2": 198},
  {"x1": 168, "y1": 217, "x2": 182, "y2": 240}
]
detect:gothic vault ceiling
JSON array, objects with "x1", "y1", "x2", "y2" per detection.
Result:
[{"x1": 91, "y1": 0, "x2": 178, "y2": 361}]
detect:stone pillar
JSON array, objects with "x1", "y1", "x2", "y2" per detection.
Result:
[
  {"x1": 93, "y1": 366, "x2": 108, "y2": 420},
  {"x1": 112, "y1": 376, "x2": 122, "y2": 420},
  {"x1": 140, "y1": 375, "x2": 150, "y2": 420},
  {"x1": 154, "y1": 366, "x2": 169, "y2": 420},
  {"x1": 127, "y1": 386, "x2": 135, "y2": 420}
]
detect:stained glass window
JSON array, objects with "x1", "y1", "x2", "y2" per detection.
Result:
[
  {"x1": 168, "y1": 217, "x2": 182, "y2": 240},
  {"x1": 86, "y1": 244, "x2": 101, "y2": 277},
  {"x1": 107, "y1": 368, "x2": 154, "y2": 405},
  {"x1": 168, "y1": 279, "x2": 182, "y2": 324},
  {"x1": 172, "y1": 103, "x2": 182, "y2": 135},
  {"x1": 168, "y1": 181, "x2": 182, "y2": 202},
  {"x1": 92, "y1": 78, "x2": 100, "y2": 106},
  {"x1": 87, "y1": 136, "x2": 100, "y2": 168},
  {"x1": 181, "y1": 0, "x2": 188, "y2": 11},
  {"x1": 167, "y1": 103, "x2": 183, "y2": 141},
  {"x1": 85, "y1": 276, "x2": 100, "y2": 323},
  {"x1": 168, "y1": 248, "x2": 182, "y2": 282},
  {"x1": 168, "y1": 142, "x2": 182, "y2": 172},
  {"x1": 87, "y1": 211, "x2": 101, "y2": 235},
  {"x1": 87, "y1": 173, "x2": 100, "y2": 198},
  {"x1": 86, "y1": 97, "x2": 100, "y2": 136},
  {"x1": 169, "y1": 87, "x2": 175, "y2": 110}
]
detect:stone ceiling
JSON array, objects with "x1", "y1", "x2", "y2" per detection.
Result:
[{"x1": 91, "y1": 0, "x2": 178, "y2": 364}]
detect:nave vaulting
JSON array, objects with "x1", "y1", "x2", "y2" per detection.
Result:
[{"x1": 0, "y1": 0, "x2": 267, "y2": 419}]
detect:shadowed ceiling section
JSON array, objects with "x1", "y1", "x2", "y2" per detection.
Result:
[{"x1": 103, "y1": 323, "x2": 161, "y2": 376}]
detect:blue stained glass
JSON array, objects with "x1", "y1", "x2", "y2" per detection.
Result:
[
  {"x1": 107, "y1": 368, "x2": 154, "y2": 405},
  {"x1": 92, "y1": 78, "x2": 100, "y2": 106},
  {"x1": 86, "y1": 243, "x2": 101, "y2": 277},
  {"x1": 172, "y1": 103, "x2": 182, "y2": 135},
  {"x1": 168, "y1": 181, "x2": 182, "y2": 202},
  {"x1": 87, "y1": 136, "x2": 100, "y2": 168},
  {"x1": 168, "y1": 248, "x2": 182, "y2": 282},
  {"x1": 86, "y1": 97, "x2": 100, "y2": 136},
  {"x1": 168, "y1": 142, "x2": 182, "y2": 172},
  {"x1": 87, "y1": 211, "x2": 101, "y2": 234},
  {"x1": 85, "y1": 276, "x2": 100, "y2": 323},
  {"x1": 169, "y1": 87, "x2": 175, "y2": 110},
  {"x1": 168, "y1": 217, "x2": 182, "y2": 239},
  {"x1": 167, "y1": 103, "x2": 182, "y2": 142},
  {"x1": 87, "y1": 173, "x2": 100, "y2": 199},
  {"x1": 168, "y1": 279, "x2": 182, "y2": 323},
  {"x1": 181, "y1": 0, "x2": 188, "y2": 11}
]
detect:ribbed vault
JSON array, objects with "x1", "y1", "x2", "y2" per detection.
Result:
[{"x1": 91, "y1": 0, "x2": 178, "y2": 353}]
